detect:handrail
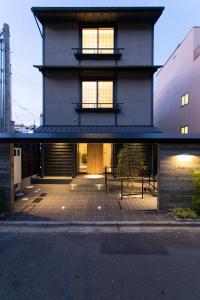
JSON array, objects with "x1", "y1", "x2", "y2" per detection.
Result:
[
  {"x1": 72, "y1": 47, "x2": 124, "y2": 54},
  {"x1": 73, "y1": 102, "x2": 123, "y2": 109}
]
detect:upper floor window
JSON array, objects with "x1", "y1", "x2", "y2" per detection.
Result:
[
  {"x1": 82, "y1": 28, "x2": 114, "y2": 54},
  {"x1": 180, "y1": 125, "x2": 189, "y2": 134},
  {"x1": 181, "y1": 92, "x2": 189, "y2": 107},
  {"x1": 82, "y1": 81, "x2": 113, "y2": 108}
]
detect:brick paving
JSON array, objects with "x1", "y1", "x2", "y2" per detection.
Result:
[{"x1": 2, "y1": 178, "x2": 172, "y2": 222}]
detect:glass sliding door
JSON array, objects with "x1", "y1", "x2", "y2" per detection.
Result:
[
  {"x1": 98, "y1": 28, "x2": 114, "y2": 53},
  {"x1": 82, "y1": 81, "x2": 97, "y2": 108},
  {"x1": 98, "y1": 81, "x2": 113, "y2": 108},
  {"x1": 78, "y1": 144, "x2": 87, "y2": 173},
  {"x1": 82, "y1": 28, "x2": 114, "y2": 54},
  {"x1": 82, "y1": 81, "x2": 113, "y2": 109}
]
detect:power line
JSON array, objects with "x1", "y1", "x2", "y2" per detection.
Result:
[{"x1": 12, "y1": 99, "x2": 40, "y2": 120}]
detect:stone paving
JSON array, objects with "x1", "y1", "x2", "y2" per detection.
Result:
[{"x1": 2, "y1": 178, "x2": 172, "y2": 222}]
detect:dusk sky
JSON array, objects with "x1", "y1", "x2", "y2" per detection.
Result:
[{"x1": 1, "y1": 0, "x2": 200, "y2": 126}]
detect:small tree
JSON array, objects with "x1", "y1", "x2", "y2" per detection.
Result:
[{"x1": 116, "y1": 144, "x2": 147, "y2": 178}]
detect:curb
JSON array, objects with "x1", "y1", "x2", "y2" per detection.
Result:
[{"x1": 1, "y1": 221, "x2": 200, "y2": 227}]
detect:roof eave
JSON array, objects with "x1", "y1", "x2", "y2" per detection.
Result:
[
  {"x1": 33, "y1": 65, "x2": 162, "y2": 74},
  {"x1": 31, "y1": 6, "x2": 164, "y2": 26},
  {"x1": 0, "y1": 132, "x2": 200, "y2": 144}
]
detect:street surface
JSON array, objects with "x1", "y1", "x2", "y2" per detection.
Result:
[{"x1": 0, "y1": 226, "x2": 200, "y2": 300}]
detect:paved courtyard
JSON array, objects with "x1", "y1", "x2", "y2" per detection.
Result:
[{"x1": 2, "y1": 177, "x2": 172, "y2": 222}]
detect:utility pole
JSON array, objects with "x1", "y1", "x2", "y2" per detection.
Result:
[{"x1": 0, "y1": 23, "x2": 12, "y2": 132}]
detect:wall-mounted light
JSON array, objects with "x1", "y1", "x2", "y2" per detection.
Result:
[{"x1": 177, "y1": 153, "x2": 193, "y2": 163}]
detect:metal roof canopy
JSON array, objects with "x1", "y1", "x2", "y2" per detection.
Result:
[
  {"x1": 34, "y1": 65, "x2": 162, "y2": 75},
  {"x1": 31, "y1": 7, "x2": 164, "y2": 25},
  {"x1": 0, "y1": 132, "x2": 200, "y2": 144}
]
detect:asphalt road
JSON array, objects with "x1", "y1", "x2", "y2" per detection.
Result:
[{"x1": 0, "y1": 227, "x2": 200, "y2": 300}]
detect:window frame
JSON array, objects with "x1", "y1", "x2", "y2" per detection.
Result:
[
  {"x1": 80, "y1": 24, "x2": 117, "y2": 52},
  {"x1": 181, "y1": 92, "x2": 189, "y2": 107},
  {"x1": 180, "y1": 125, "x2": 189, "y2": 134},
  {"x1": 73, "y1": 23, "x2": 123, "y2": 60},
  {"x1": 81, "y1": 79, "x2": 114, "y2": 109},
  {"x1": 75, "y1": 77, "x2": 121, "y2": 113}
]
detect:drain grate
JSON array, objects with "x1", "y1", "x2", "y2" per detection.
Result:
[
  {"x1": 32, "y1": 197, "x2": 43, "y2": 203},
  {"x1": 40, "y1": 193, "x2": 47, "y2": 197}
]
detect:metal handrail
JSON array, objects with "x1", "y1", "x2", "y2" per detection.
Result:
[
  {"x1": 74, "y1": 102, "x2": 122, "y2": 109},
  {"x1": 72, "y1": 48, "x2": 124, "y2": 54}
]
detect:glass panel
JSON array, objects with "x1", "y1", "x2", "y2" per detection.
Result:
[
  {"x1": 103, "y1": 144, "x2": 112, "y2": 172},
  {"x1": 99, "y1": 28, "x2": 114, "y2": 54},
  {"x1": 180, "y1": 126, "x2": 189, "y2": 134},
  {"x1": 185, "y1": 126, "x2": 189, "y2": 134},
  {"x1": 181, "y1": 93, "x2": 189, "y2": 106},
  {"x1": 82, "y1": 81, "x2": 97, "y2": 108},
  {"x1": 98, "y1": 81, "x2": 113, "y2": 108},
  {"x1": 78, "y1": 144, "x2": 87, "y2": 173},
  {"x1": 82, "y1": 29, "x2": 97, "y2": 54}
]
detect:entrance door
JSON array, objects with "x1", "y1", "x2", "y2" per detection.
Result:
[{"x1": 87, "y1": 144, "x2": 103, "y2": 174}]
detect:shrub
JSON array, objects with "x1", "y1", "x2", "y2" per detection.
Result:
[
  {"x1": 192, "y1": 170, "x2": 200, "y2": 214},
  {"x1": 171, "y1": 207, "x2": 198, "y2": 219}
]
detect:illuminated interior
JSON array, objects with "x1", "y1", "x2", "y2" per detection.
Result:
[
  {"x1": 78, "y1": 143, "x2": 87, "y2": 173},
  {"x1": 82, "y1": 28, "x2": 114, "y2": 54},
  {"x1": 82, "y1": 81, "x2": 113, "y2": 108},
  {"x1": 180, "y1": 125, "x2": 189, "y2": 134},
  {"x1": 78, "y1": 143, "x2": 112, "y2": 173},
  {"x1": 103, "y1": 143, "x2": 112, "y2": 172},
  {"x1": 181, "y1": 93, "x2": 189, "y2": 106}
]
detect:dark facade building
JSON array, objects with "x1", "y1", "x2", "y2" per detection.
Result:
[{"x1": 32, "y1": 7, "x2": 163, "y2": 177}]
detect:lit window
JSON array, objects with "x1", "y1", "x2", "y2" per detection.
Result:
[
  {"x1": 82, "y1": 81, "x2": 113, "y2": 108},
  {"x1": 180, "y1": 126, "x2": 189, "y2": 134},
  {"x1": 82, "y1": 28, "x2": 114, "y2": 54},
  {"x1": 181, "y1": 93, "x2": 189, "y2": 106}
]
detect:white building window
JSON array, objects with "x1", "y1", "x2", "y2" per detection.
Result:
[
  {"x1": 180, "y1": 125, "x2": 189, "y2": 134},
  {"x1": 181, "y1": 93, "x2": 189, "y2": 106}
]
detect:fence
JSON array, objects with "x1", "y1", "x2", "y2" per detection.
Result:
[{"x1": 104, "y1": 166, "x2": 157, "y2": 201}]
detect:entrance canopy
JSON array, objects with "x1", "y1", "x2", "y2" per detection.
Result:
[{"x1": 0, "y1": 125, "x2": 200, "y2": 143}]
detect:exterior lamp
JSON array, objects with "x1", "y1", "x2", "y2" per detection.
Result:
[
  {"x1": 70, "y1": 184, "x2": 77, "y2": 190},
  {"x1": 96, "y1": 184, "x2": 103, "y2": 190},
  {"x1": 177, "y1": 153, "x2": 193, "y2": 163}
]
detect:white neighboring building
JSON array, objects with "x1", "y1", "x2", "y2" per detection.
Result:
[{"x1": 154, "y1": 27, "x2": 200, "y2": 133}]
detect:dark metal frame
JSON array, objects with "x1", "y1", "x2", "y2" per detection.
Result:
[
  {"x1": 73, "y1": 48, "x2": 123, "y2": 60},
  {"x1": 79, "y1": 78, "x2": 117, "y2": 112},
  {"x1": 1, "y1": 132, "x2": 200, "y2": 143}
]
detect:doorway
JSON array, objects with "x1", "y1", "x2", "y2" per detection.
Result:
[{"x1": 78, "y1": 143, "x2": 112, "y2": 175}]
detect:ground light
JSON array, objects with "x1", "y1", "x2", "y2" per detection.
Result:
[
  {"x1": 70, "y1": 184, "x2": 77, "y2": 190},
  {"x1": 95, "y1": 184, "x2": 103, "y2": 190},
  {"x1": 85, "y1": 175, "x2": 104, "y2": 179}
]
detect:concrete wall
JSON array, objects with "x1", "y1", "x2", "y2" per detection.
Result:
[
  {"x1": 117, "y1": 71, "x2": 152, "y2": 125},
  {"x1": 0, "y1": 143, "x2": 14, "y2": 212},
  {"x1": 158, "y1": 144, "x2": 200, "y2": 211},
  {"x1": 155, "y1": 27, "x2": 200, "y2": 133},
  {"x1": 44, "y1": 22, "x2": 153, "y2": 66},
  {"x1": 44, "y1": 70, "x2": 152, "y2": 126}
]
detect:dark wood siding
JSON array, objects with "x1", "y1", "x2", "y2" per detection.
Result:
[
  {"x1": 44, "y1": 143, "x2": 74, "y2": 176},
  {"x1": 15, "y1": 143, "x2": 40, "y2": 179}
]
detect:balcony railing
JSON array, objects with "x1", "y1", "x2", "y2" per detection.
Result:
[
  {"x1": 72, "y1": 48, "x2": 124, "y2": 60},
  {"x1": 74, "y1": 102, "x2": 122, "y2": 112}
]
